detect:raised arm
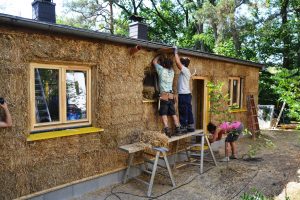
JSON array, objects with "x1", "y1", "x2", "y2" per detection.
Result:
[
  {"x1": 0, "y1": 102, "x2": 12, "y2": 128},
  {"x1": 174, "y1": 47, "x2": 183, "y2": 71},
  {"x1": 152, "y1": 55, "x2": 160, "y2": 66}
]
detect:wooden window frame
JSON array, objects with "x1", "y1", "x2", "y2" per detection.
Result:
[
  {"x1": 30, "y1": 63, "x2": 92, "y2": 132},
  {"x1": 228, "y1": 77, "x2": 242, "y2": 109}
]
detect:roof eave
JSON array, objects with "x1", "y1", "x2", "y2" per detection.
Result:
[{"x1": 0, "y1": 13, "x2": 264, "y2": 69}]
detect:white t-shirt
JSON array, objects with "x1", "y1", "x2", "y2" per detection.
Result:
[{"x1": 178, "y1": 65, "x2": 191, "y2": 94}]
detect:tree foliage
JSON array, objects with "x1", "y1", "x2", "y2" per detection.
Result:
[
  {"x1": 207, "y1": 81, "x2": 232, "y2": 123},
  {"x1": 270, "y1": 68, "x2": 300, "y2": 121}
]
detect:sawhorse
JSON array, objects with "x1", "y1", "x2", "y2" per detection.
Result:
[
  {"x1": 169, "y1": 130, "x2": 217, "y2": 174},
  {"x1": 119, "y1": 143, "x2": 176, "y2": 197}
]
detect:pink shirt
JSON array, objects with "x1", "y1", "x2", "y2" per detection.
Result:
[{"x1": 219, "y1": 121, "x2": 242, "y2": 132}]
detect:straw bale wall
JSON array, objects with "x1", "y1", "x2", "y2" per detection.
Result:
[{"x1": 0, "y1": 24, "x2": 259, "y2": 199}]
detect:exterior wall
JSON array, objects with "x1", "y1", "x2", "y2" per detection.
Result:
[{"x1": 0, "y1": 25, "x2": 259, "y2": 199}]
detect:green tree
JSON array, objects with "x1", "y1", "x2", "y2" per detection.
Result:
[
  {"x1": 195, "y1": 0, "x2": 249, "y2": 57},
  {"x1": 270, "y1": 68, "x2": 300, "y2": 121},
  {"x1": 207, "y1": 81, "x2": 232, "y2": 123}
]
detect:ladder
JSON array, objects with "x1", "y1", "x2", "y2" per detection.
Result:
[
  {"x1": 35, "y1": 69, "x2": 52, "y2": 123},
  {"x1": 246, "y1": 95, "x2": 260, "y2": 138}
]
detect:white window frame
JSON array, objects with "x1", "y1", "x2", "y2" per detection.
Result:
[{"x1": 30, "y1": 63, "x2": 91, "y2": 132}]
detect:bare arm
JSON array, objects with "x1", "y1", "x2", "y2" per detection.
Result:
[
  {"x1": 211, "y1": 127, "x2": 223, "y2": 142},
  {"x1": 0, "y1": 103, "x2": 12, "y2": 127},
  {"x1": 174, "y1": 48, "x2": 183, "y2": 71}
]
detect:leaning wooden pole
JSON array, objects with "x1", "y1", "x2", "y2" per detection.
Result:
[{"x1": 274, "y1": 101, "x2": 286, "y2": 128}]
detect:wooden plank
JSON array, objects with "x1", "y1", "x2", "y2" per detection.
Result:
[
  {"x1": 274, "y1": 102, "x2": 286, "y2": 128},
  {"x1": 119, "y1": 129, "x2": 204, "y2": 153},
  {"x1": 157, "y1": 47, "x2": 174, "y2": 54},
  {"x1": 119, "y1": 142, "x2": 150, "y2": 153},
  {"x1": 168, "y1": 130, "x2": 204, "y2": 143}
]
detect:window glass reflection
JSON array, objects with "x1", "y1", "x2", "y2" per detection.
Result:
[
  {"x1": 35, "y1": 68, "x2": 59, "y2": 123},
  {"x1": 66, "y1": 70, "x2": 87, "y2": 121}
]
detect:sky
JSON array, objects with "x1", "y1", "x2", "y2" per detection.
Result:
[{"x1": 0, "y1": 0, "x2": 64, "y2": 19}]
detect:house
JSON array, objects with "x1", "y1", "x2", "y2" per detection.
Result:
[{"x1": 0, "y1": 1, "x2": 262, "y2": 199}]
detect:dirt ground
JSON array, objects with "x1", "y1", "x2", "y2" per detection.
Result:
[{"x1": 73, "y1": 130, "x2": 300, "y2": 200}]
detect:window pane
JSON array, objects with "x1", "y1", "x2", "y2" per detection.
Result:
[
  {"x1": 35, "y1": 68, "x2": 60, "y2": 123},
  {"x1": 240, "y1": 78, "x2": 244, "y2": 107},
  {"x1": 232, "y1": 80, "x2": 238, "y2": 104},
  {"x1": 228, "y1": 79, "x2": 231, "y2": 103},
  {"x1": 66, "y1": 70, "x2": 87, "y2": 121}
]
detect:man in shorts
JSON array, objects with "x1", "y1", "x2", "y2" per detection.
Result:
[{"x1": 152, "y1": 55, "x2": 183, "y2": 137}]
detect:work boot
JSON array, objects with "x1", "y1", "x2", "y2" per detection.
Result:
[
  {"x1": 174, "y1": 126, "x2": 183, "y2": 136},
  {"x1": 187, "y1": 124, "x2": 195, "y2": 132},
  {"x1": 163, "y1": 127, "x2": 172, "y2": 138},
  {"x1": 180, "y1": 126, "x2": 188, "y2": 134}
]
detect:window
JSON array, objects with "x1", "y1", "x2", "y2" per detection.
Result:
[
  {"x1": 30, "y1": 63, "x2": 91, "y2": 132},
  {"x1": 228, "y1": 77, "x2": 243, "y2": 109},
  {"x1": 143, "y1": 69, "x2": 159, "y2": 100}
]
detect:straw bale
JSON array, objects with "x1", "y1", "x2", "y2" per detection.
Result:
[
  {"x1": 28, "y1": 155, "x2": 80, "y2": 192},
  {"x1": 143, "y1": 86, "x2": 156, "y2": 99},
  {"x1": 15, "y1": 166, "x2": 30, "y2": 197},
  {"x1": 28, "y1": 136, "x2": 80, "y2": 165},
  {"x1": 139, "y1": 131, "x2": 169, "y2": 149},
  {"x1": 79, "y1": 150, "x2": 102, "y2": 177},
  {"x1": 78, "y1": 133, "x2": 103, "y2": 153},
  {"x1": 0, "y1": 170, "x2": 18, "y2": 200}
]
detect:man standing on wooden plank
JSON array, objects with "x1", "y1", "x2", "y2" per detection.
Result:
[
  {"x1": 174, "y1": 47, "x2": 195, "y2": 133},
  {"x1": 0, "y1": 98, "x2": 12, "y2": 128},
  {"x1": 152, "y1": 55, "x2": 183, "y2": 137}
]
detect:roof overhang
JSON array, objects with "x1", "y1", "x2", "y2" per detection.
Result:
[{"x1": 0, "y1": 13, "x2": 264, "y2": 69}]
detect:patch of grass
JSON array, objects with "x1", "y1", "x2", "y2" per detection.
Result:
[
  {"x1": 240, "y1": 190, "x2": 270, "y2": 200},
  {"x1": 240, "y1": 190, "x2": 290, "y2": 200},
  {"x1": 242, "y1": 129, "x2": 275, "y2": 158}
]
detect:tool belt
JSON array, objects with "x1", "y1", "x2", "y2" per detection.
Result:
[{"x1": 159, "y1": 92, "x2": 174, "y2": 101}]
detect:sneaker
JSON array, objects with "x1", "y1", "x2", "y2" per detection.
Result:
[
  {"x1": 220, "y1": 157, "x2": 230, "y2": 162},
  {"x1": 187, "y1": 124, "x2": 195, "y2": 132},
  {"x1": 163, "y1": 127, "x2": 172, "y2": 137},
  {"x1": 229, "y1": 155, "x2": 238, "y2": 159}
]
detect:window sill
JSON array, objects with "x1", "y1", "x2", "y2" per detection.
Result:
[
  {"x1": 27, "y1": 127, "x2": 104, "y2": 142},
  {"x1": 229, "y1": 109, "x2": 247, "y2": 113}
]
